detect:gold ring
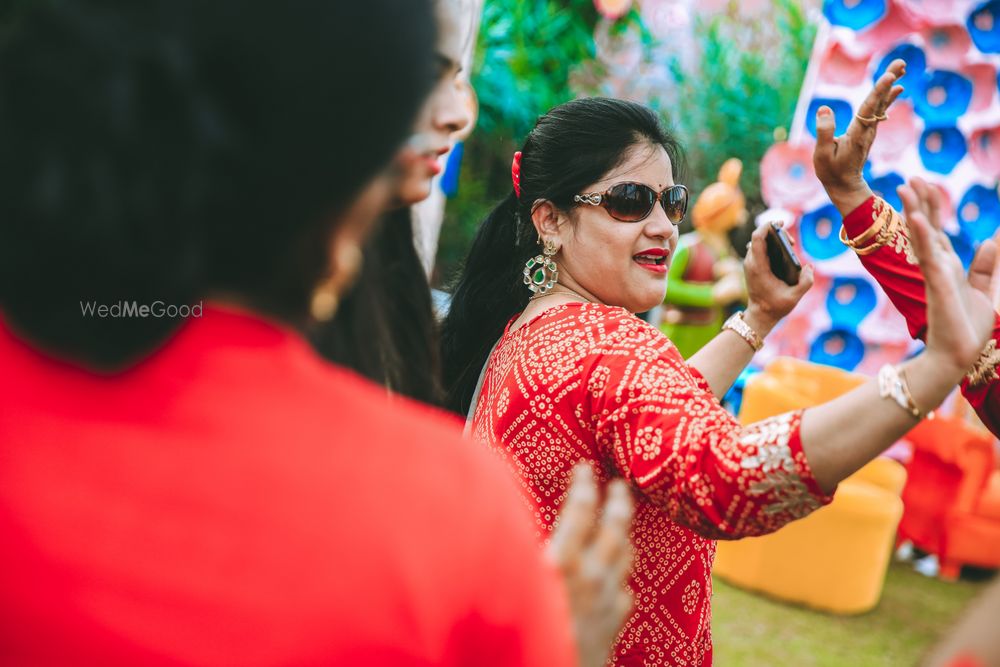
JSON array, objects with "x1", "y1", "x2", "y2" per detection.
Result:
[{"x1": 855, "y1": 112, "x2": 889, "y2": 125}]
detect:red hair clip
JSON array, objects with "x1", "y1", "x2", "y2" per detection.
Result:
[{"x1": 511, "y1": 151, "x2": 522, "y2": 198}]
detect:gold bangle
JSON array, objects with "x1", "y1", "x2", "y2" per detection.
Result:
[
  {"x1": 877, "y1": 364, "x2": 924, "y2": 420},
  {"x1": 854, "y1": 210, "x2": 901, "y2": 256},
  {"x1": 840, "y1": 198, "x2": 888, "y2": 247},
  {"x1": 840, "y1": 199, "x2": 901, "y2": 256},
  {"x1": 723, "y1": 312, "x2": 764, "y2": 352}
]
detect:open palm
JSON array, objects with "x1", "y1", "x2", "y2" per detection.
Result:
[{"x1": 900, "y1": 177, "x2": 998, "y2": 373}]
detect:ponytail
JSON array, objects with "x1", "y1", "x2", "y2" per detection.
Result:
[{"x1": 441, "y1": 191, "x2": 535, "y2": 414}]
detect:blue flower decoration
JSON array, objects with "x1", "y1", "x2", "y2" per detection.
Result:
[
  {"x1": 914, "y1": 70, "x2": 973, "y2": 125},
  {"x1": 919, "y1": 127, "x2": 967, "y2": 174},
  {"x1": 968, "y1": 1, "x2": 1000, "y2": 54},
  {"x1": 824, "y1": 0, "x2": 887, "y2": 31},
  {"x1": 800, "y1": 203, "x2": 847, "y2": 260},
  {"x1": 874, "y1": 44, "x2": 926, "y2": 99},
  {"x1": 958, "y1": 184, "x2": 1000, "y2": 243},
  {"x1": 806, "y1": 98, "x2": 853, "y2": 138},
  {"x1": 809, "y1": 329, "x2": 866, "y2": 371},
  {"x1": 868, "y1": 172, "x2": 905, "y2": 211},
  {"x1": 826, "y1": 277, "x2": 878, "y2": 329}
]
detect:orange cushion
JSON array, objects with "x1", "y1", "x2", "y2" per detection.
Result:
[{"x1": 976, "y1": 470, "x2": 1000, "y2": 521}]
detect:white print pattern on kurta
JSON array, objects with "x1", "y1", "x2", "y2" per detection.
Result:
[{"x1": 471, "y1": 303, "x2": 832, "y2": 666}]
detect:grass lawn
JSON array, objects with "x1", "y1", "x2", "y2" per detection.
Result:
[{"x1": 711, "y1": 563, "x2": 992, "y2": 666}]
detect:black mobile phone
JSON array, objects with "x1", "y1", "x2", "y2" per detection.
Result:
[{"x1": 765, "y1": 223, "x2": 802, "y2": 286}]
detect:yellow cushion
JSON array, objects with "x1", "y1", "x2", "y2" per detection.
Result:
[
  {"x1": 714, "y1": 479, "x2": 903, "y2": 614},
  {"x1": 719, "y1": 359, "x2": 905, "y2": 614}
]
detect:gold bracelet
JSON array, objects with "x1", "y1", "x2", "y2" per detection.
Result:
[
  {"x1": 839, "y1": 197, "x2": 889, "y2": 248},
  {"x1": 877, "y1": 364, "x2": 924, "y2": 420},
  {"x1": 840, "y1": 202, "x2": 887, "y2": 248},
  {"x1": 723, "y1": 312, "x2": 764, "y2": 352},
  {"x1": 854, "y1": 209, "x2": 901, "y2": 256}
]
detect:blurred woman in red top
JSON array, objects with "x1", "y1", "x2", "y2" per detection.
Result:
[{"x1": 0, "y1": 1, "x2": 575, "y2": 665}]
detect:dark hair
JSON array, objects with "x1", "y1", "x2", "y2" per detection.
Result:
[
  {"x1": 0, "y1": 0, "x2": 437, "y2": 369},
  {"x1": 310, "y1": 207, "x2": 444, "y2": 406},
  {"x1": 441, "y1": 97, "x2": 685, "y2": 415}
]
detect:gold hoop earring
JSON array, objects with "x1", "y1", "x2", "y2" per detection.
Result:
[
  {"x1": 310, "y1": 283, "x2": 339, "y2": 322},
  {"x1": 310, "y1": 244, "x2": 363, "y2": 322},
  {"x1": 523, "y1": 238, "x2": 558, "y2": 294}
]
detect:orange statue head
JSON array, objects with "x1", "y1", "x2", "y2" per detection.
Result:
[{"x1": 691, "y1": 158, "x2": 747, "y2": 234}]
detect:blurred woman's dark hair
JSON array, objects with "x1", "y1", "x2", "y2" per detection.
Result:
[
  {"x1": 0, "y1": 0, "x2": 437, "y2": 369},
  {"x1": 441, "y1": 97, "x2": 685, "y2": 415},
  {"x1": 311, "y1": 207, "x2": 444, "y2": 406}
]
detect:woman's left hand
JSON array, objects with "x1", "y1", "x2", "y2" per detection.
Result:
[{"x1": 742, "y1": 221, "x2": 814, "y2": 335}]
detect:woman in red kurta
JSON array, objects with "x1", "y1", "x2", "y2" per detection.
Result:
[
  {"x1": 469, "y1": 302, "x2": 827, "y2": 665},
  {"x1": 444, "y1": 87, "x2": 997, "y2": 666}
]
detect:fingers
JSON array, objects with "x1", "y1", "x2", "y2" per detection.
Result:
[
  {"x1": 969, "y1": 237, "x2": 998, "y2": 297},
  {"x1": 548, "y1": 463, "x2": 598, "y2": 570},
  {"x1": 898, "y1": 184, "x2": 939, "y2": 271},
  {"x1": 749, "y1": 220, "x2": 770, "y2": 260},
  {"x1": 856, "y1": 59, "x2": 905, "y2": 119},
  {"x1": 911, "y1": 178, "x2": 958, "y2": 258},
  {"x1": 614, "y1": 590, "x2": 634, "y2": 626},
  {"x1": 887, "y1": 84, "x2": 904, "y2": 109},
  {"x1": 794, "y1": 264, "x2": 815, "y2": 296},
  {"x1": 846, "y1": 60, "x2": 904, "y2": 149},
  {"x1": 591, "y1": 480, "x2": 634, "y2": 634},
  {"x1": 814, "y1": 105, "x2": 837, "y2": 155},
  {"x1": 592, "y1": 479, "x2": 634, "y2": 562},
  {"x1": 911, "y1": 177, "x2": 943, "y2": 232}
]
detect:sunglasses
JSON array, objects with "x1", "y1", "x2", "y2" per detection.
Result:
[{"x1": 573, "y1": 183, "x2": 689, "y2": 224}]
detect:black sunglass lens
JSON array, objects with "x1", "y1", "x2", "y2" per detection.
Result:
[
  {"x1": 606, "y1": 183, "x2": 656, "y2": 221},
  {"x1": 663, "y1": 186, "x2": 688, "y2": 223}
]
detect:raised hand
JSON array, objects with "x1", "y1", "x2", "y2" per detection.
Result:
[
  {"x1": 548, "y1": 464, "x2": 634, "y2": 667},
  {"x1": 813, "y1": 58, "x2": 906, "y2": 216},
  {"x1": 899, "y1": 177, "x2": 998, "y2": 374}
]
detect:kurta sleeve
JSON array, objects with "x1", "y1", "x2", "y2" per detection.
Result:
[
  {"x1": 582, "y1": 314, "x2": 833, "y2": 540},
  {"x1": 842, "y1": 196, "x2": 1000, "y2": 437}
]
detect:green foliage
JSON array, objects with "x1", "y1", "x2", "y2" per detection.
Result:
[
  {"x1": 435, "y1": 0, "x2": 817, "y2": 286},
  {"x1": 666, "y1": 0, "x2": 815, "y2": 217},
  {"x1": 474, "y1": 0, "x2": 600, "y2": 141},
  {"x1": 436, "y1": 0, "x2": 639, "y2": 286}
]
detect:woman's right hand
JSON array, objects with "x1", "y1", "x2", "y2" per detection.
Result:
[
  {"x1": 899, "y1": 177, "x2": 998, "y2": 375},
  {"x1": 740, "y1": 221, "x2": 814, "y2": 335}
]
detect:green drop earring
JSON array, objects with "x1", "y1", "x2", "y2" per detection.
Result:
[{"x1": 523, "y1": 239, "x2": 558, "y2": 294}]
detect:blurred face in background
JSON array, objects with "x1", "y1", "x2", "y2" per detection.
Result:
[{"x1": 394, "y1": 0, "x2": 473, "y2": 206}]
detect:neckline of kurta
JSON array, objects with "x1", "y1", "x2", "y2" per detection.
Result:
[{"x1": 503, "y1": 301, "x2": 596, "y2": 337}]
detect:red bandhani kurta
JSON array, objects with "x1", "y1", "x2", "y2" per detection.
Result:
[
  {"x1": 471, "y1": 303, "x2": 834, "y2": 666},
  {"x1": 842, "y1": 196, "x2": 1000, "y2": 437}
]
